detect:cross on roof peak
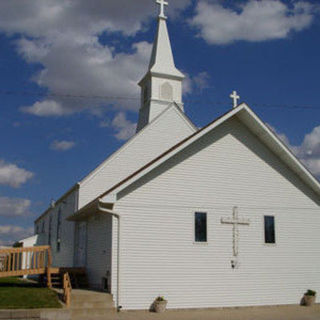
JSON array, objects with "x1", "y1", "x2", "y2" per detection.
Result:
[
  {"x1": 230, "y1": 90, "x2": 240, "y2": 108},
  {"x1": 156, "y1": 0, "x2": 169, "y2": 19}
]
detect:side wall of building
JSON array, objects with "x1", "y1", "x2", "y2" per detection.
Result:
[
  {"x1": 112, "y1": 117, "x2": 320, "y2": 310},
  {"x1": 34, "y1": 189, "x2": 78, "y2": 267}
]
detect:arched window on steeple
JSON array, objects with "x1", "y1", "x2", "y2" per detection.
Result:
[{"x1": 161, "y1": 82, "x2": 173, "y2": 101}]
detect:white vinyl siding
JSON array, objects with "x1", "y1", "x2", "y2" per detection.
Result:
[
  {"x1": 79, "y1": 106, "x2": 195, "y2": 208},
  {"x1": 113, "y1": 117, "x2": 320, "y2": 310},
  {"x1": 34, "y1": 106, "x2": 194, "y2": 277},
  {"x1": 34, "y1": 190, "x2": 77, "y2": 267}
]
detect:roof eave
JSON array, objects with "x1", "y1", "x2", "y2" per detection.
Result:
[
  {"x1": 34, "y1": 183, "x2": 80, "y2": 223},
  {"x1": 67, "y1": 199, "x2": 114, "y2": 222}
]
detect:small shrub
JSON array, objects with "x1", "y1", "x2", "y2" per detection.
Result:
[
  {"x1": 305, "y1": 290, "x2": 316, "y2": 296},
  {"x1": 156, "y1": 296, "x2": 166, "y2": 302}
]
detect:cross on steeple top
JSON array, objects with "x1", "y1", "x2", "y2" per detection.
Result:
[
  {"x1": 230, "y1": 90, "x2": 240, "y2": 108},
  {"x1": 156, "y1": 0, "x2": 169, "y2": 19}
]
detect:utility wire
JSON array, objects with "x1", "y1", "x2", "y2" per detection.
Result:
[
  {"x1": 0, "y1": 89, "x2": 319, "y2": 111},
  {"x1": 0, "y1": 90, "x2": 138, "y2": 101}
]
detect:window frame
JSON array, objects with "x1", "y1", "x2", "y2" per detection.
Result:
[
  {"x1": 263, "y1": 215, "x2": 276, "y2": 245},
  {"x1": 193, "y1": 211, "x2": 208, "y2": 244}
]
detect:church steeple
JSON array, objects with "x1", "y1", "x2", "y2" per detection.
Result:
[
  {"x1": 136, "y1": 0, "x2": 185, "y2": 132},
  {"x1": 148, "y1": 13, "x2": 185, "y2": 79}
]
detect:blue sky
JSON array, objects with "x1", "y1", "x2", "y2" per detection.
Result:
[{"x1": 0, "y1": 0, "x2": 319, "y2": 245}]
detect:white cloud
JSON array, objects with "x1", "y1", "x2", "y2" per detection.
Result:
[
  {"x1": 0, "y1": 160, "x2": 33, "y2": 188},
  {"x1": 193, "y1": 71, "x2": 211, "y2": 91},
  {"x1": 0, "y1": 225, "x2": 33, "y2": 246},
  {"x1": 303, "y1": 158, "x2": 320, "y2": 176},
  {"x1": 182, "y1": 73, "x2": 193, "y2": 95},
  {"x1": 0, "y1": 0, "x2": 191, "y2": 120},
  {"x1": 0, "y1": 0, "x2": 190, "y2": 38},
  {"x1": 16, "y1": 37, "x2": 153, "y2": 116},
  {"x1": 269, "y1": 124, "x2": 320, "y2": 178},
  {"x1": 50, "y1": 140, "x2": 76, "y2": 151},
  {"x1": 21, "y1": 100, "x2": 67, "y2": 116},
  {"x1": 297, "y1": 126, "x2": 320, "y2": 158},
  {"x1": 183, "y1": 71, "x2": 212, "y2": 95},
  {"x1": 267, "y1": 124, "x2": 291, "y2": 147},
  {"x1": 0, "y1": 197, "x2": 31, "y2": 217},
  {"x1": 190, "y1": 0, "x2": 318, "y2": 45},
  {"x1": 295, "y1": 126, "x2": 320, "y2": 176},
  {"x1": 112, "y1": 113, "x2": 137, "y2": 141}
]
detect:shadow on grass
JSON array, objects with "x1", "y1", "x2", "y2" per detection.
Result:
[
  {"x1": 0, "y1": 277, "x2": 42, "y2": 288},
  {"x1": 0, "y1": 283, "x2": 43, "y2": 288}
]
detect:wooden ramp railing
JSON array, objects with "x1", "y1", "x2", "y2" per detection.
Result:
[
  {"x1": 0, "y1": 246, "x2": 52, "y2": 287},
  {"x1": 63, "y1": 272, "x2": 72, "y2": 307}
]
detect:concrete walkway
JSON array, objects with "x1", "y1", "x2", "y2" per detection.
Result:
[{"x1": 84, "y1": 304, "x2": 320, "y2": 320}]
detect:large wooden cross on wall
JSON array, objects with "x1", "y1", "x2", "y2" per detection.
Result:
[{"x1": 221, "y1": 206, "x2": 250, "y2": 258}]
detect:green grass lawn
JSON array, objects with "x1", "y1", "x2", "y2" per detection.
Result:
[{"x1": 0, "y1": 277, "x2": 62, "y2": 309}]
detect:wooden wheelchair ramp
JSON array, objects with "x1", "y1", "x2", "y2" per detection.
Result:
[{"x1": 0, "y1": 245, "x2": 53, "y2": 287}]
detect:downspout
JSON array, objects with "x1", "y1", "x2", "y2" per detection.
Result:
[{"x1": 97, "y1": 201, "x2": 122, "y2": 311}]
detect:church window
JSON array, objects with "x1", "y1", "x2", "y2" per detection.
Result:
[
  {"x1": 195, "y1": 212, "x2": 207, "y2": 242},
  {"x1": 56, "y1": 208, "x2": 62, "y2": 252},
  {"x1": 264, "y1": 216, "x2": 275, "y2": 244},
  {"x1": 161, "y1": 82, "x2": 173, "y2": 100},
  {"x1": 42, "y1": 221, "x2": 45, "y2": 233}
]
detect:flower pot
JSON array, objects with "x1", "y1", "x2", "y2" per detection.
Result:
[
  {"x1": 154, "y1": 300, "x2": 167, "y2": 313},
  {"x1": 304, "y1": 294, "x2": 316, "y2": 306}
]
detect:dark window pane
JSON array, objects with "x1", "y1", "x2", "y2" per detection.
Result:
[
  {"x1": 195, "y1": 212, "x2": 207, "y2": 242},
  {"x1": 264, "y1": 216, "x2": 275, "y2": 244}
]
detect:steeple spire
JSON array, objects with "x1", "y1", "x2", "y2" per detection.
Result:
[
  {"x1": 136, "y1": 0, "x2": 185, "y2": 132},
  {"x1": 148, "y1": 15, "x2": 185, "y2": 79}
]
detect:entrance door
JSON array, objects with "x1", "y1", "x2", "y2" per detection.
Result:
[{"x1": 75, "y1": 222, "x2": 87, "y2": 267}]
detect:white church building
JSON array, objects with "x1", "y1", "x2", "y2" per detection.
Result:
[{"x1": 35, "y1": 0, "x2": 320, "y2": 311}]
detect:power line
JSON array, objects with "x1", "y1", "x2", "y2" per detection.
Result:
[
  {"x1": 0, "y1": 90, "x2": 139, "y2": 101},
  {"x1": 0, "y1": 89, "x2": 319, "y2": 111}
]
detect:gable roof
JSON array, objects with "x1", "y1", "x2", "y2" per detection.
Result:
[
  {"x1": 79, "y1": 102, "x2": 196, "y2": 187},
  {"x1": 69, "y1": 103, "x2": 320, "y2": 221},
  {"x1": 36, "y1": 103, "x2": 196, "y2": 223},
  {"x1": 100, "y1": 103, "x2": 320, "y2": 199}
]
